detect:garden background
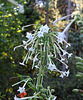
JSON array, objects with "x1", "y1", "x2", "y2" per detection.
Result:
[{"x1": 0, "y1": 0, "x2": 83, "y2": 100}]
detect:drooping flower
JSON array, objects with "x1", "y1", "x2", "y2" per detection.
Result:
[
  {"x1": 18, "y1": 4, "x2": 24, "y2": 13},
  {"x1": 59, "y1": 73, "x2": 65, "y2": 78},
  {"x1": 60, "y1": 70, "x2": 70, "y2": 78},
  {"x1": 66, "y1": 70, "x2": 70, "y2": 77},
  {"x1": 62, "y1": 50, "x2": 68, "y2": 56},
  {"x1": 33, "y1": 56, "x2": 38, "y2": 62},
  {"x1": 34, "y1": 65, "x2": 39, "y2": 69},
  {"x1": 57, "y1": 32, "x2": 66, "y2": 44},
  {"x1": 22, "y1": 40, "x2": 27, "y2": 50},
  {"x1": 17, "y1": 87, "x2": 25, "y2": 93},
  {"x1": 53, "y1": 14, "x2": 73, "y2": 26},
  {"x1": 68, "y1": 53, "x2": 72, "y2": 58},
  {"x1": 38, "y1": 43, "x2": 43, "y2": 45},
  {"x1": 26, "y1": 32, "x2": 33, "y2": 40},
  {"x1": 48, "y1": 62, "x2": 56, "y2": 71},
  {"x1": 14, "y1": 95, "x2": 20, "y2": 100},
  {"x1": 42, "y1": 24, "x2": 50, "y2": 33},
  {"x1": 29, "y1": 46, "x2": 35, "y2": 52},
  {"x1": 28, "y1": 56, "x2": 32, "y2": 60},
  {"x1": 19, "y1": 62, "x2": 25, "y2": 66},
  {"x1": 38, "y1": 31, "x2": 44, "y2": 38},
  {"x1": 53, "y1": 96, "x2": 57, "y2": 100}
]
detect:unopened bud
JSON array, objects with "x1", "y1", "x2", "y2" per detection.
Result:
[{"x1": 72, "y1": 89, "x2": 79, "y2": 93}]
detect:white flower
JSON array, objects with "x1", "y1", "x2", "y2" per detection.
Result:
[
  {"x1": 38, "y1": 43, "x2": 43, "y2": 45},
  {"x1": 29, "y1": 46, "x2": 35, "y2": 52},
  {"x1": 57, "y1": 32, "x2": 66, "y2": 44},
  {"x1": 18, "y1": 4, "x2": 24, "y2": 13},
  {"x1": 53, "y1": 14, "x2": 72, "y2": 26},
  {"x1": 59, "y1": 74, "x2": 64, "y2": 78},
  {"x1": 66, "y1": 70, "x2": 70, "y2": 77},
  {"x1": 28, "y1": 56, "x2": 32, "y2": 60},
  {"x1": 60, "y1": 71, "x2": 66, "y2": 78},
  {"x1": 57, "y1": 32, "x2": 66, "y2": 43},
  {"x1": 48, "y1": 97, "x2": 51, "y2": 100},
  {"x1": 60, "y1": 74, "x2": 65, "y2": 78},
  {"x1": 33, "y1": 56, "x2": 38, "y2": 62},
  {"x1": 48, "y1": 62, "x2": 56, "y2": 71},
  {"x1": 17, "y1": 86, "x2": 25, "y2": 93},
  {"x1": 68, "y1": 53, "x2": 72, "y2": 58},
  {"x1": 26, "y1": 32, "x2": 33, "y2": 40},
  {"x1": 66, "y1": 43, "x2": 71, "y2": 48},
  {"x1": 23, "y1": 40, "x2": 27, "y2": 50},
  {"x1": 39, "y1": 24, "x2": 50, "y2": 34},
  {"x1": 19, "y1": 62, "x2": 25, "y2": 66},
  {"x1": 60, "y1": 70, "x2": 70, "y2": 78},
  {"x1": 14, "y1": 95, "x2": 20, "y2": 100},
  {"x1": 53, "y1": 96, "x2": 57, "y2": 100},
  {"x1": 62, "y1": 50, "x2": 68, "y2": 56},
  {"x1": 38, "y1": 31, "x2": 44, "y2": 38},
  {"x1": 35, "y1": 65, "x2": 39, "y2": 69},
  {"x1": 39, "y1": 2, "x2": 44, "y2": 7},
  {"x1": 65, "y1": 65, "x2": 68, "y2": 69},
  {"x1": 61, "y1": 57, "x2": 65, "y2": 62}
]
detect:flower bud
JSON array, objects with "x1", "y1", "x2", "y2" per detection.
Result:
[{"x1": 72, "y1": 89, "x2": 79, "y2": 93}]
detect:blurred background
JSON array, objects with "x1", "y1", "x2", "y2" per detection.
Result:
[{"x1": 0, "y1": 0, "x2": 83, "y2": 100}]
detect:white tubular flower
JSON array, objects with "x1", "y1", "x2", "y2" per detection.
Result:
[
  {"x1": 60, "y1": 70, "x2": 70, "y2": 78},
  {"x1": 57, "y1": 32, "x2": 66, "y2": 44},
  {"x1": 53, "y1": 14, "x2": 73, "y2": 26},
  {"x1": 48, "y1": 62, "x2": 56, "y2": 71},
  {"x1": 38, "y1": 31, "x2": 44, "y2": 38},
  {"x1": 7, "y1": 0, "x2": 24, "y2": 13},
  {"x1": 42, "y1": 24, "x2": 50, "y2": 33},
  {"x1": 23, "y1": 40, "x2": 27, "y2": 50},
  {"x1": 60, "y1": 72, "x2": 66, "y2": 78},
  {"x1": 60, "y1": 57, "x2": 65, "y2": 62},
  {"x1": 33, "y1": 56, "x2": 38, "y2": 62},
  {"x1": 66, "y1": 70, "x2": 70, "y2": 77},
  {"x1": 63, "y1": 18, "x2": 76, "y2": 34},
  {"x1": 68, "y1": 53, "x2": 72, "y2": 58},
  {"x1": 39, "y1": 24, "x2": 50, "y2": 34},
  {"x1": 14, "y1": 95, "x2": 21, "y2": 100},
  {"x1": 35, "y1": 65, "x2": 39, "y2": 69},
  {"x1": 19, "y1": 53, "x2": 28, "y2": 66},
  {"x1": 29, "y1": 46, "x2": 35, "y2": 52},
  {"x1": 19, "y1": 62, "x2": 25, "y2": 66},
  {"x1": 8, "y1": 0, "x2": 18, "y2": 6},
  {"x1": 26, "y1": 32, "x2": 33, "y2": 40},
  {"x1": 38, "y1": 43, "x2": 43, "y2": 45},
  {"x1": 53, "y1": 96, "x2": 57, "y2": 100},
  {"x1": 17, "y1": 86, "x2": 25, "y2": 93},
  {"x1": 28, "y1": 56, "x2": 32, "y2": 60},
  {"x1": 62, "y1": 50, "x2": 68, "y2": 56},
  {"x1": 18, "y1": 4, "x2": 24, "y2": 14},
  {"x1": 59, "y1": 74, "x2": 64, "y2": 78}
]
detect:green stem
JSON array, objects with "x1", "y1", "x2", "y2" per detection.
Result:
[{"x1": 37, "y1": 41, "x2": 46, "y2": 87}]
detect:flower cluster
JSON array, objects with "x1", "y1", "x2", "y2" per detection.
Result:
[{"x1": 13, "y1": 14, "x2": 76, "y2": 99}]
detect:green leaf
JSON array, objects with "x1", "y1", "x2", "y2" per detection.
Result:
[
  {"x1": 76, "y1": 65, "x2": 83, "y2": 70},
  {"x1": 76, "y1": 62, "x2": 83, "y2": 66},
  {"x1": 27, "y1": 82, "x2": 37, "y2": 91},
  {"x1": 75, "y1": 56, "x2": 83, "y2": 62}
]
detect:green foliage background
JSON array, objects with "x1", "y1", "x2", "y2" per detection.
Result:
[{"x1": 0, "y1": 0, "x2": 83, "y2": 100}]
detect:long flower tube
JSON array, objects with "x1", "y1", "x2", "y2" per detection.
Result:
[
  {"x1": 8, "y1": 0, "x2": 19, "y2": 6},
  {"x1": 63, "y1": 18, "x2": 76, "y2": 33},
  {"x1": 53, "y1": 14, "x2": 75, "y2": 26},
  {"x1": 7, "y1": 0, "x2": 24, "y2": 13}
]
